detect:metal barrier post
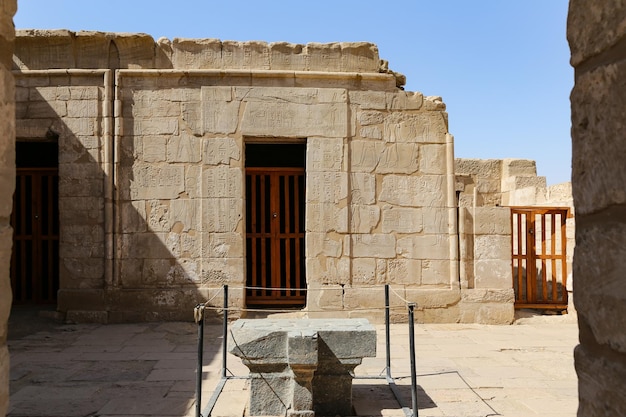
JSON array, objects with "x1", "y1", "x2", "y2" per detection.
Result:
[
  {"x1": 194, "y1": 304, "x2": 204, "y2": 417},
  {"x1": 385, "y1": 284, "x2": 391, "y2": 379},
  {"x1": 222, "y1": 284, "x2": 228, "y2": 378},
  {"x1": 408, "y1": 303, "x2": 419, "y2": 417}
]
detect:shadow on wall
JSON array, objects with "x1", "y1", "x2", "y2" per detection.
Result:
[
  {"x1": 10, "y1": 78, "x2": 221, "y2": 416},
  {"x1": 512, "y1": 266, "x2": 566, "y2": 304},
  {"x1": 13, "y1": 73, "x2": 222, "y2": 314}
]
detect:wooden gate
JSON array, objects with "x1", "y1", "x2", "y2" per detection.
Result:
[
  {"x1": 11, "y1": 168, "x2": 60, "y2": 304},
  {"x1": 511, "y1": 207, "x2": 569, "y2": 310},
  {"x1": 245, "y1": 167, "x2": 306, "y2": 307}
]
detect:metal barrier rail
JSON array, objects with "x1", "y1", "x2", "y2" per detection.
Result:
[{"x1": 193, "y1": 284, "x2": 420, "y2": 417}]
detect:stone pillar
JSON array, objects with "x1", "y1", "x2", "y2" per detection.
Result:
[
  {"x1": 568, "y1": 0, "x2": 626, "y2": 415},
  {"x1": 0, "y1": 1, "x2": 17, "y2": 416}
]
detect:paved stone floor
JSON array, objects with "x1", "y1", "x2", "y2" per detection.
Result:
[{"x1": 6, "y1": 307, "x2": 578, "y2": 417}]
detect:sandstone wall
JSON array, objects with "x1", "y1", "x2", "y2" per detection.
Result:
[
  {"x1": 0, "y1": 0, "x2": 16, "y2": 415},
  {"x1": 568, "y1": 0, "x2": 626, "y2": 414},
  {"x1": 455, "y1": 157, "x2": 575, "y2": 321},
  {"x1": 12, "y1": 31, "x2": 526, "y2": 324}
]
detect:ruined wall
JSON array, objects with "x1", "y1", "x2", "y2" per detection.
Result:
[
  {"x1": 455, "y1": 157, "x2": 575, "y2": 321},
  {"x1": 568, "y1": 0, "x2": 626, "y2": 414},
  {"x1": 12, "y1": 30, "x2": 521, "y2": 324},
  {"x1": 0, "y1": 1, "x2": 16, "y2": 415}
]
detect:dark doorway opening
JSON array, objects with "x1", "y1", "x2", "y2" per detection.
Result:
[
  {"x1": 245, "y1": 143, "x2": 306, "y2": 308},
  {"x1": 11, "y1": 141, "x2": 60, "y2": 304}
]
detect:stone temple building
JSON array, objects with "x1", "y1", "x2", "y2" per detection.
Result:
[
  {"x1": 4, "y1": 1, "x2": 626, "y2": 415},
  {"x1": 8, "y1": 30, "x2": 574, "y2": 325}
]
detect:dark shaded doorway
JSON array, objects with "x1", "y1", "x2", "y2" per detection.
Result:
[
  {"x1": 11, "y1": 141, "x2": 59, "y2": 304},
  {"x1": 245, "y1": 143, "x2": 306, "y2": 307}
]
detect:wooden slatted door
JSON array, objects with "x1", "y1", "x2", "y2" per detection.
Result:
[
  {"x1": 11, "y1": 168, "x2": 60, "y2": 304},
  {"x1": 511, "y1": 207, "x2": 569, "y2": 310},
  {"x1": 246, "y1": 167, "x2": 306, "y2": 307}
]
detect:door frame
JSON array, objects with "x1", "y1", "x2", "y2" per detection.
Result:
[
  {"x1": 510, "y1": 206, "x2": 570, "y2": 310},
  {"x1": 244, "y1": 140, "x2": 307, "y2": 308}
]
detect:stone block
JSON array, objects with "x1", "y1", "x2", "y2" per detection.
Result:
[
  {"x1": 306, "y1": 257, "x2": 350, "y2": 286},
  {"x1": 229, "y1": 318, "x2": 376, "y2": 416},
  {"x1": 201, "y1": 198, "x2": 242, "y2": 233},
  {"x1": 307, "y1": 137, "x2": 344, "y2": 172},
  {"x1": 202, "y1": 258, "x2": 245, "y2": 286},
  {"x1": 241, "y1": 100, "x2": 349, "y2": 138},
  {"x1": 568, "y1": 0, "x2": 626, "y2": 66},
  {"x1": 474, "y1": 259, "x2": 512, "y2": 289},
  {"x1": 397, "y1": 235, "x2": 450, "y2": 260},
  {"x1": 348, "y1": 90, "x2": 387, "y2": 110},
  {"x1": 339, "y1": 42, "x2": 379, "y2": 72},
  {"x1": 575, "y1": 217, "x2": 626, "y2": 354},
  {"x1": 376, "y1": 143, "x2": 419, "y2": 174},
  {"x1": 472, "y1": 207, "x2": 511, "y2": 235},
  {"x1": 202, "y1": 86, "x2": 239, "y2": 134},
  {"x1": 306, "y1": 233, "x2": 343, "y2": 258},
  {"x1": 381, "y1": 206, "x2": 422, "y2": 233},
  {"x1": 501, "y1": 175, "x2": 547, "y2": 192},
  {"x1": 307, "y1": 172, "x2": 348, "y2": 204},
  {"x1": 419, "y1": 143, "x2": 446, "y2": 175},
  {"x1": 352, "y1": 234, "x2": 396, "y2": 258},
  {"x1": 306, "y1": 203, "x2": 348, "y2": 233},
  {"x1": 386, "y1": 259, "x2": 421, "y2": 285},
  {"x1": 118, "y1": 232, "x2": 173, "y2": 259},
  {"x1": 222, "y1": 40, "x2": 270, "y2": 70},
  {"x1": 388, "y1": 90, "x2": 424, "y2": 110},
  {"x1": 575, "y1": 343, "x2": 626, "y2": 416},
  {"x1": 383, "y1": 112, "x2": 448, "y2": 143},
  {"x1": 474, "y1": 235, "x2": 511, "y2": 260},
  {"x1": 170, "y1": 37, "x2": 222, "y2": 69},
  {"x1": 141, "y1": 135, "x2": 167, "y2": 162},
  {"x1": 202, "y1": 136, "x2": 240, "y2": 165},
  {"x1": 350, "y1": 258, "x2": 377, "y2": 285},
  {"x1": 350, "y1": 140, "x2": 384, "y2": 173},
  {"x1": 459, "y1": 302, "x2": 514, "y2": 324},
  {"x1": 421, "y1": 259, "x2": 450, "y2": 286},
  {"x1": 202, "y1": 166, "x2": 242, "y2": 198},
  {"x1": 201, "y1": 232, "x2": 243, "y2": 259},
  {"x1": 129, "y1": 165, "x2": 184, "y2": 200},
  {"x1": 308, "y1": 285, "x2": 344, "y2": 311},
  {"x1": 380, "y1": 175, "x2": 446, "y2": 207},
  {"x1": 349, "y1": 173, "x2": 376, "y2": 204},
  {"x1": 269, "y1": 42, "x2": 308, "y2": 71},
  {"x1": 404, "y1": 287, "x2": 460, "y2": 308},
  {"x1": 422, "y1": 207, "x2": 451, "y2": 234},
  {"x1": 14, "y1": 29, "x2": 74, "y2": 69},
  {"x1": 350, "y1": 204, "x2": 380, "y2": 233},
  {"x1": 501, "y1": 158, "x2": 537, "y2": 178},
  {"x1": 571, "y1": 61, "x2": 626, "y2": 214}
]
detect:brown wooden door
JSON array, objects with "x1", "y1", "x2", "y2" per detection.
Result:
[
  {"x1": 11, "y1": 168, "x2": 60, "y2": 304},
  {"x1": 245, "y1": 167, "x2": 305, "y2": 307},
  {"x1": 511, "y1": 207, "x2": 569, "y2": 310}
]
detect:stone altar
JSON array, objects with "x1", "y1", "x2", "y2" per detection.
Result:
[{"x1": 228, "y1": 318, "x2": 376, "y2": 417}]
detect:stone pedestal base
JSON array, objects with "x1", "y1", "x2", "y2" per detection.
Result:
[{"x1": 229, "y1": 318, "x2": 376, "y2": 417}]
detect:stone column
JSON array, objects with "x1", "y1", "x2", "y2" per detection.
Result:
[
  {"x1": 0, "y1": 0, "x2": 17, "y2": 416},
  {"x1": 568, "y1": 0, "x2": 626, "y2": 415}
]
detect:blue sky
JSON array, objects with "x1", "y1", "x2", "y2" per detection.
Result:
[{"x1": 14, "y1": 0, "x2": 572, "y2": 185}]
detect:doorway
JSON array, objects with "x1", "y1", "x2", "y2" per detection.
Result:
[
  {"x1": 511, "y1": 207, "x2": 569, "y2": 310},
  {"x1": 245, "y1": 143, "x2": 306, "y2": 307},
  {"x1": 11, "y1": 141, "x2": 59, "y2": 304}
]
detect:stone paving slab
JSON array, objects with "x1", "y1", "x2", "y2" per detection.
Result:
[{"x1": 7, "y1": 310, "x2": 578, "y2": 417}]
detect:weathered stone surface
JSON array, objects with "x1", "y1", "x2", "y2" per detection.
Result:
[
  {"x1": 571, "y1": 61, "x2": 626, "y2": 214},
  {"x1": 1, "y1": 6, "x2": 16, "y2": 415},
  {"x1": 381, "y1": 206, "x2": 423, "y2": 233},
  {"x1": 379, "y1": 175, "x2": 446, "y2": 207},
  {"x1": 229, "y1": 319, "x2": 376, "y2": 416},
  {"x1": 9, "y1": 30, "x2": 534, "y2": 327},
  {"x1": 568, "y1": 0, "x2": 626, "y2": 67}
]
